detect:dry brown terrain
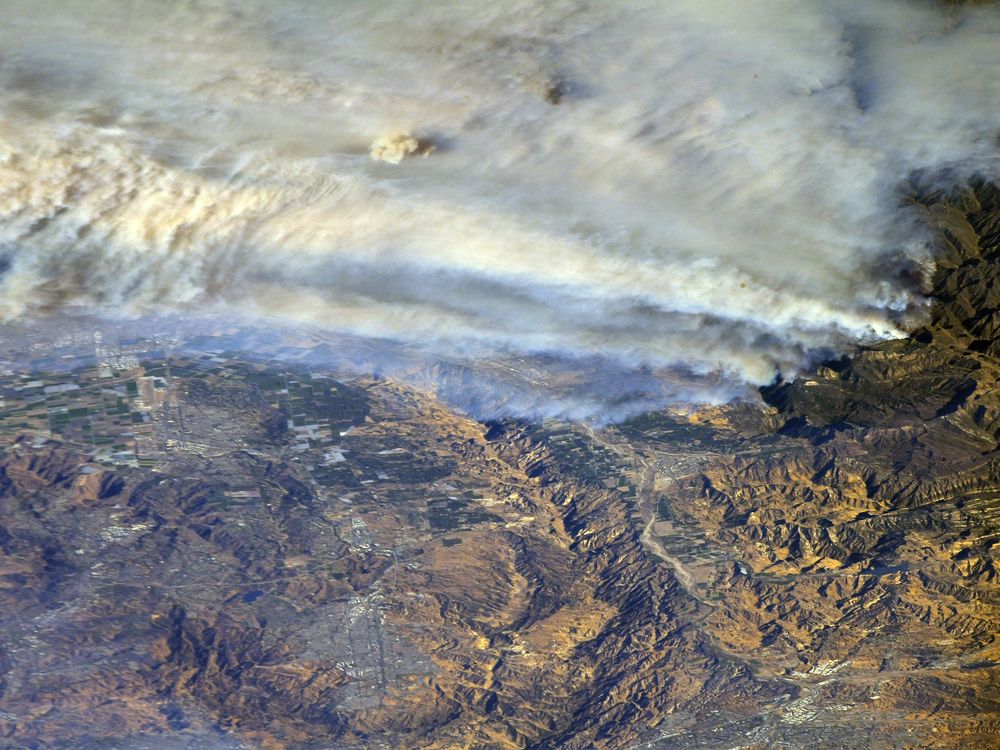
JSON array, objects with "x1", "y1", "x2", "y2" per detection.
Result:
[{"x1": 0, "y1": 184, "x2": 998, "y2": 748}]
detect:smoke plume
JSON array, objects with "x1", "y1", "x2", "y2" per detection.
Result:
[{"x1": 0, "y1": 0, "x2": 997, "y2": 417}]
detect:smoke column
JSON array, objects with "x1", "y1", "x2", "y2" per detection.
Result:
[{"x1": 0, "y1": 0, "x2": 997, "y2": 417}]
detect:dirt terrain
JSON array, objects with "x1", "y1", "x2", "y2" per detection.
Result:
[{"x1": 0, "y1": 185, "x2": 998, "y2": 748}]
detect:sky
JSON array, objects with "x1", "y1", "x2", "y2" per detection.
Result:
[{"x1": 0, "y1": 0, "x2": 997, "y2": 419}]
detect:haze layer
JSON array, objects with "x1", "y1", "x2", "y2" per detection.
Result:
[{"x1": 1, "y1": 0, "x2": 998, "y2": 414}]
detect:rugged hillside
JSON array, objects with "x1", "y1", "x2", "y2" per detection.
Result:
[
  {"x1": 0, "y1": 184, "x2": 997, "y2": 749},
  {"x1": 616, "y1": 182, "x2": 1000, "y2": 748},
  {"x1": 0, "y1": 375, "x2": 776, "y2": 750}
]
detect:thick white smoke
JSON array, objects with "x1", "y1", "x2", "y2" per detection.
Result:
[{"x1": 0, "y1": 0, "x2": 997, "y2": 417}]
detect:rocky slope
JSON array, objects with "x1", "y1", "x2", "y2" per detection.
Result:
[
  {"x1": 617, "y1": 182, "x2": 1000, "y2": 748},
  {"x1": 0, "y1": 184, "x2": 998, "y2": 749}
]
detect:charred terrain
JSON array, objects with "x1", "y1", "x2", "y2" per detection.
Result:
[{"x1": 0, "y1": 186, "x2": 999, "y2": 748}]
